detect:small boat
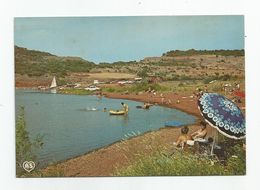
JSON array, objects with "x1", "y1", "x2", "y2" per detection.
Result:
[
  {"x1": 109, "y1": 110, "x2": 126, "y2": 115},
  {"x1": 136, "y1": 103, "x2": 153, "y2": 109},
  {"x1": 50, "y1": 76, "x2": 57, "y2": 94}
]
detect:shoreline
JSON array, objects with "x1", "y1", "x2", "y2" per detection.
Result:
[
  {"x1": 103, "y1": 92, "x2": 202, "y2": 117},
  {"x1": 40, "y1": 125, "x2": 208, "y2": 177},
  {"x1": 18, "y1": 88, "x2": 244, "y2": 176},
  {"x1": 16, "y1": 87, "x2": 202, "y2": 117},
  {"x1": 37, "y1": 91, "x2": 207, "y2": 177}
]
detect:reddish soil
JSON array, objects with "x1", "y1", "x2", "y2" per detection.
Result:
[
  {"x1": 104, "y1": 92, "x2": 202, "y2": 117},
  {"x1": 42, "y1": 125, "x2": 215, "y2": 177}
]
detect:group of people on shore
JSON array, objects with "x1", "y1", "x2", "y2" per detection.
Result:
[{"x1": 174, "y1": 121, "x2": 208, "y2": 148}]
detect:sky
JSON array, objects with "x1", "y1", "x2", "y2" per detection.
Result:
[{"x1": 14, "y1": 16, "x2": 244, "y2": 63}]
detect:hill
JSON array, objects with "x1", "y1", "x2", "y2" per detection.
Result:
[
  {"x1": 15, "y1": 46, "x2": 245, "y2": 88},
  {"x1": 15, "y1": 46, "x2": 95, "y2": 77}
]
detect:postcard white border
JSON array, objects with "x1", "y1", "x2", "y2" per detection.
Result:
[{"x1": 1, "y1": 0, "x2": 260, "y2": 190}]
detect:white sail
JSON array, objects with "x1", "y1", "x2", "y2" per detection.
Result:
[{"x1": 50, "y1": 77, "x2": 57, "y2": 89}]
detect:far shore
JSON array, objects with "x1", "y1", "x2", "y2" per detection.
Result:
[
  {"x1": 15, "y1": 87, "x2": 205, "y2": 117},
  {"x1": 104, "y1": 91, "x2": 202, "y2": 117}
]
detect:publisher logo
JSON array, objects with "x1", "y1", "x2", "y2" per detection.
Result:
[{"x1": 22, "y1": 161, "x2": 35, "y2": 172}]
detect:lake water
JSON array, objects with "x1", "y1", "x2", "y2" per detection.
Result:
[{"x1": 15, "y1": 90, "x2": 196, "y2": 166}]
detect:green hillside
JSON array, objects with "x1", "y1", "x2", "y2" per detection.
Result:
[
  {"x1": 164, "y1": 49, "x2": 244, "y2": 57},
  {"x1": 15, "y1": 46, "x2": 95, "y2": 77}
]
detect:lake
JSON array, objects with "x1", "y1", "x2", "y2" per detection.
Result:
[{"x1": 15, "y1": 90, "x2": 196, "y2": 166}]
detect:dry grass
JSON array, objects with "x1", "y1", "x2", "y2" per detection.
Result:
[{"x1": 86, "y1": 72, "x2": 136, "y2": 79}]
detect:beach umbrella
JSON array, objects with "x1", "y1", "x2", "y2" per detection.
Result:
[{"x1": 198, "y1": 93, "x2": 245, "y2": 140}]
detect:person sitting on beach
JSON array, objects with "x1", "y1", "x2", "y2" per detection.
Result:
[
  {"x1": 121, "y1": 102, "x2": 129, "y2": 114},
  {"x1": 174, "y1": 126, "x2": 192, "y2": 148},
  {"x1": 191, "y1": 121, "x2": 208, "y2": 140}
]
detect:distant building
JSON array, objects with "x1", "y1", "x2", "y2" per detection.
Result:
[
  {"x1": 134, "y1": 77, "x2": 142, "y2": 81},
  {"x1": 93, "y1": 80, "x2": 99, "y2": 85}
]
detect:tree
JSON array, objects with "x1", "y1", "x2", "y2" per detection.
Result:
[{"x1": 137, "y1": 67, "x2": 149, "y2": 78}]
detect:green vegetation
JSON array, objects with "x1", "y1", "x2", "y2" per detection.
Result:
[
  {"x1": 165, "y1": 49, "x2": 244, "y2": 57},
  {"x1": 15, "y1": 46, "x2": 244, "y2": 82},
  {"x1": 115, "y1": 136, "x2": 245, "y2": 176},
  {"x1": 15, "y1": 46, "x2": 95, "y2": 77},
  {"x1": 15, "y1": 46, "x2": 244, "y2": 94},
  {"x1": 111, "y1": 60, "x2": 137, "y2": 66},
  {"x1": 148, "y1": 59, "x2": 194, "y2": 67},
  {"x1": 16, "y1": 107, "x2": 43, "y2": 177},
  {"x1": 203, "y1": 74, "x2": 237, "y2": 84},
  {"x1": 129, "y1": 83, "x2": 169, "y2": 93},
  {"x1": 59, "y1": 88, "x2": 94, "y2": 95},
  {"x1": 137, "y1": 67, "x2": 150, "y2": 78},
  {"x1": 103, "y1": 82, "x2": 170, "y2": 94},
  {"x1": 103, "y1": 88, "x2": 117, "y2": 93}
]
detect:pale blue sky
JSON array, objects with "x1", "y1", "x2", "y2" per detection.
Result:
[{"x1": 14, "y1": 16, "x2": 244, "y2": 63}]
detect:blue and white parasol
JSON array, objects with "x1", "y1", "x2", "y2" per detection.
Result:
[{"x1": 198, "y1": 93, "x2": 245, "y2": 139}]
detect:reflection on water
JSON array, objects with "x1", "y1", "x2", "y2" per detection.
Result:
[{"x1": 16, "y1": 90, "x2": 196, "y2": 166}]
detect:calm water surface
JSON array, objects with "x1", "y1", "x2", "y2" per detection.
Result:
[{"x1": 16, "y1": 90, "x2": 196, "y2": 166}]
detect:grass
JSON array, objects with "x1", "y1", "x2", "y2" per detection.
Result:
[
  {"x1": 128, "y1": 83, "x2": 169, "y2": 93},
  {"x1": 102, "y1": 83, "x2": 170, "y2": 94},
  {"x1": 115, "y1": 151, "x2": 223, "y2": 176},
  {"x1": 101, "y1": 78, "x2": 244, "y2": 95},
  {"x1": 58, "y1": 88, "x2": 94, "y2": 95},
  {"x1": 16, "y1": 107, "x2": 44, "y2": 177},
  {"x1": 165, "y1": 49, "x2": 244, "y2": 57},
  {"x1": 114, "y1": 140, "x2": 246, "y2": 176},
  {"x1": 15, "y1": 46, "x2": 95, "y2": 77},
  {"x1": 113, "y1": 129, "x2": 245, "y2": 176}
]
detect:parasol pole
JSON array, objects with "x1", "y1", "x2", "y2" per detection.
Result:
[{"x1": 210, "y1": 129, "x2": 216, "y2": 156}]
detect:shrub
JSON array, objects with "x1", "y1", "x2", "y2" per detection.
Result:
[
  {"x1": 178, "y1": 82, "x2": 185, "y2": 87},
  {"x1": 114, "y1": 143, "x2": 246, "y2": 176},
  {"x1": 16, "y1": 107, "x2": 43, "y2": 177},
  {"x1": 105, "y1": 88, "x2": 116, "y2": 93},
  {"x1": 115, "y1": 151, "x2": 227, "y2": 176},
  {"x1": 137, "y1": 67, "x2": 150, "y2": 78},
  {"x1": 59, "y1": 89, "x2": 93, "y2": 95},
  {"x1": 127, "y1": 82, "x2": 169, "y2": 93}
]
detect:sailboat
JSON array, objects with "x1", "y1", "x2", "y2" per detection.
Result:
[{"x1": 50, "y1": 76, "x2": 57, "y2": 94}]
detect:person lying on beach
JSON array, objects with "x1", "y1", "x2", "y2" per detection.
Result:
[
  {"x1": 191, "y1": 121, "x2": 208, "y2": 140},
  {"x1": 173, "y1": 126, "x2": 192, "y2": 148}
]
